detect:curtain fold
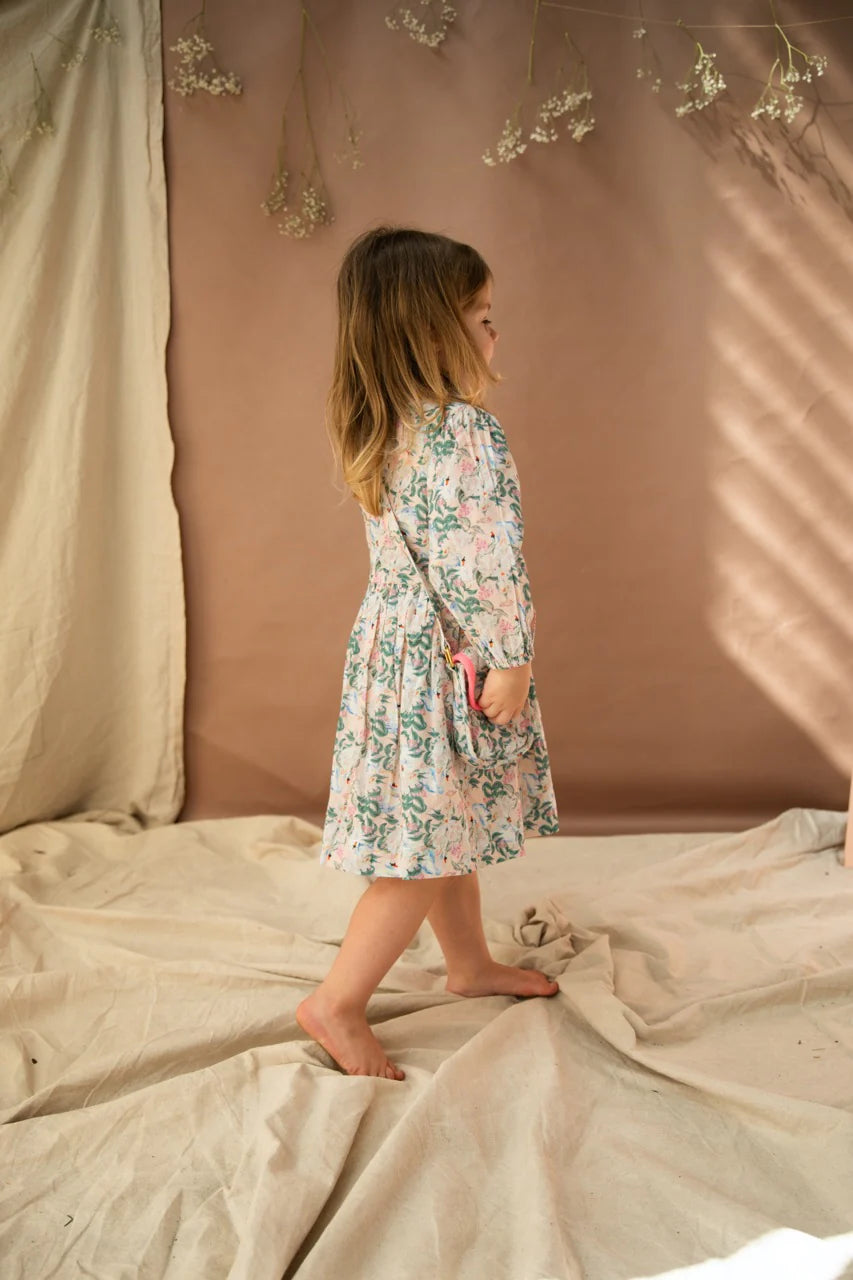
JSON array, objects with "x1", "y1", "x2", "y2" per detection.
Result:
[{"x1": 0, "y1": 0, "x2": 185, "y2": 832}]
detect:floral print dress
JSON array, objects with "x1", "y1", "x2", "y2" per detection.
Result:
[{"x1": 319, "y1": 398, "x2": 559, "y2": 879}]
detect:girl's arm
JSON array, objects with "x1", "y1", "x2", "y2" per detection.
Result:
[{"x1": 426, "y1": 401, "x2": 536, "y2": 670}]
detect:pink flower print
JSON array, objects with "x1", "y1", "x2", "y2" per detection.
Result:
[
  {"x1": 478, "y1": 584, "x2": 494, "y2": 600},
  {"x1": 459, "y1": 458, "x2": 476, "y2": 475},
  {"x1": 458, "y1": 502, "x2": 471, "y2": 518},
  {"x1": 475, "y1": 537, "x2": 489, "y2": 552}
]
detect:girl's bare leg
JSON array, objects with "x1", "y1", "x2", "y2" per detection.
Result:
[
  {"x1": 296, "y1": 876, "x2": 443, "y2": 1080},
  {"x1": 426, "y1": 870, "x2": 560, "y2": 998}
]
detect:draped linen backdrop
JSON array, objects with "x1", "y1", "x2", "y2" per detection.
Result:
[{"x1": 0, "y1": 0, "x2": 185, "y2": 834}]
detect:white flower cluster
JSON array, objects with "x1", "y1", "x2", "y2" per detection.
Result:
[
  {"x1": 59, "y1": 46, "x2": 87, "y2": 69},
  {"x1": 385, "y1": 1, "x2": 456, "y2": 49},
  {"x1": 632, "y1": 27, "x2": 662, "y2": 92},
  {"x1": 482, "y1": 118, "x2": 527, "y2": 166},
  {"x1": 168, "y1": 31, "x2": 242, "y2": 97},
  {"x1": 675, "y1": 48, "x2": 726, "y2": 117},
  {"x1": 0, "y1": 149, "x2": 15, "y2": 196},
  {"x1": 529, "y1": 86, "x2": 594, "y2": 143},
  {"x1": 751, "y1": 50, "x2": 828, "y2": 124},
  {"x1": 276, "y1": 182, "x2": 332, "y2": 239},
  {"x1": 333, "y1": 120, "x2": 364, "y2": 170},
  {"x1": 23, "y1": 69, "x2": 54, "y2": 141},
  {"x1": 484, "y1": 69, "x2": 595, "y2": 164},
  {"x1": 23, "y1": 118, "x2": 55, "y2": 141},
  {"x1": 261, "y1": 169, "x2": 289, "y2": 216},
  {"x1": 636, "y1": 68, "x2": 663, "y2": 93},
  {"x1": 92, "y1": 21, "x2": 121, "y2": 44}
]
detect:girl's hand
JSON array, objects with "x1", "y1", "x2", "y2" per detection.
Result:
[{"x1": 478, "y1": 662, "x2": 532, "y2": 725}]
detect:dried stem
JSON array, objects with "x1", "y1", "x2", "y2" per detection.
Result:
[{"x1": 527, "y1": 0, "x2": 541, "y2": 85}]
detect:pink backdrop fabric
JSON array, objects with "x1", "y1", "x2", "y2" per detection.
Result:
[{"x1": 162, "y1": 0, "x2": 853, "y2": 832}]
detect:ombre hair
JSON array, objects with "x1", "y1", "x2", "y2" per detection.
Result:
[{"x1": 325, "y1": 226, "x2": 500, "y2": 517}]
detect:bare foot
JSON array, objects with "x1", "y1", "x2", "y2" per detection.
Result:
[
  {"x1": 446, "y1": 962, "x2": 560, "y2": 999},
  {"x1": 296, "y1": 991, "x2": 405, "y2": 1080}
]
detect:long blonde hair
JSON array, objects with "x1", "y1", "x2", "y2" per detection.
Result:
[{"x1": 325, "y1": 226, "x2": 500, "y2": 516}]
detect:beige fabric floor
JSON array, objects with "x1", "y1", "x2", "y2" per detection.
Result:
[{"x1": 1, "y1": 807, "x2": 852, "y2": 1279}]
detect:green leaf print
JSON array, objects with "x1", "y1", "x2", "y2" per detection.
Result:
[
  {"x1": 431, "y1": 513, "x2": 461, "y2": 537},
  {"x1": 431, "y1": 433, "x2": 458, "y2": 459}
]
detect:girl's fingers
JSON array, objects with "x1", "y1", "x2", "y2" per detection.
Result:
[{"x1": 480, "y1": 701, "x2": 523, "y2": 724}]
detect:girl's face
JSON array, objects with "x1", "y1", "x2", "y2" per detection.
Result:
[{"x1": 462, "y1": 282, "x2": 499, "y2": 366}]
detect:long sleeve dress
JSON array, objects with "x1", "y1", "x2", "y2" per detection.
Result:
[{"x1": 319, "y1": 398, "x2": 559, "y2": 879}]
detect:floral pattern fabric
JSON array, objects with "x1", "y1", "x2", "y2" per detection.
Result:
[{"x1": 319, "y1": 399, "x2": 559, "y2": 879}]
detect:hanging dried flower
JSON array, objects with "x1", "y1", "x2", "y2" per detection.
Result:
[
  {"x1": 92, "y1": 2, "x2": 122, "y2": 44},
  {"x1": 632, "y1": 26, "x2": 662, "y2": 94},
  {"x1": 276, "y1": 177, "x2": 332, "y2": 239},
  {"x1": 333, "y1": 115, "x2": 364, "y2": 171},
  {"x1": 674, "y1": 20, "x2": 726, "y2": 117},
  {"x1": 261, "y1": 166, "x2": 289, "y2": 217},
  {"x1": 0, "y1": 148, "x2": 16, "y2": 197},
  {"x1": 385, "y1": 1, "x2": 456, "y2": 49},
  {"x1": 529, "y1": 34, "x2": 595, "y2": 145},
  {"x1": 483, "y1": 108, "x2": 527, "y2": 166},
  {"x1": 22, "y1": 56, "x2": 55, "y2": 140},
  {"x1": 529, "y1": 85, "x2": 594, "y2": 143},
  {"x1": 261, "y1": 6, "x2": 352, "y2": 239},
  {"x1": 168, "y1": 8, "x2": 242, "y2": 98},
  {"x1": 751, "y1": 24, "x2": 828, "y2": 125},
  {"x1": 49, "y1": 32, "x2": 87, "y2": 70}
]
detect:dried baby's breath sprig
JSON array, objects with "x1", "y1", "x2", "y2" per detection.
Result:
[
  {"x1": 262, "y1": 5, "x2": 355, "y2": 240},
  {"x1": 0, "y1": 148, "x2": 16, "y2": 197},
  {"x1": 49, "y1": 31, "x2": 87, "y2": 70},
  {"x1": 632, "y1": 26, "x2": 662, "y2": 94},
  {"x1": 22, "y1": 55, "x2": 55, "y2": 141},
  {"x1": 276, "y1": 177, "x2": 331, "y2": 239},
  {"x1": 483, "y1": 105, "x2": 528, "y2": 166},
  {"x1": 92, "y1": 1, "x2": 122, "y2": 44},
  {"x1": 529, "y1": 32, "x2": 594, "y2": 144},
  {"x1": 385, "y1": 0, "x2": 456, "y2": 49},
  {"x1": 168, "y1": 3, "x2": 242, "y2": 98},
  {"x1": 262, "y1": 115, "x2": 331, "y2": 237},
  {"x1": 483, "y1": 0, "x2": 542, "y2": 167},
  {"x1": 300, "y1": 4, "x2": 364, "y2": 172},
  {"x1": 673, "y1": 18, "x2": 727, "y2": 117},
  {"x1": 333, "y1": 112, "x2": 364, "y2": 170},
  {"x1": 484, "y1": 1, "x2": 595, "y2": 164},
  {"x1": 750, "y1": 9, "x2": 828, "y2": 126},
  {"x1": 261, "y1": 166, "x2": 289, "y2": 216},
  {"x1": 333, "y1": 122, "x2": 364, "y2": 170}
]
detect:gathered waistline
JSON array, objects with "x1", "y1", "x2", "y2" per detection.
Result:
[{"x1": 364, "y1": 574, "x2": 426, "y2": 599}]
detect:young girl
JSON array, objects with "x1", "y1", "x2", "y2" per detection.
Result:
[{"x1": 296, "y1": 226, "x2": 560, "y2": 1081}]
